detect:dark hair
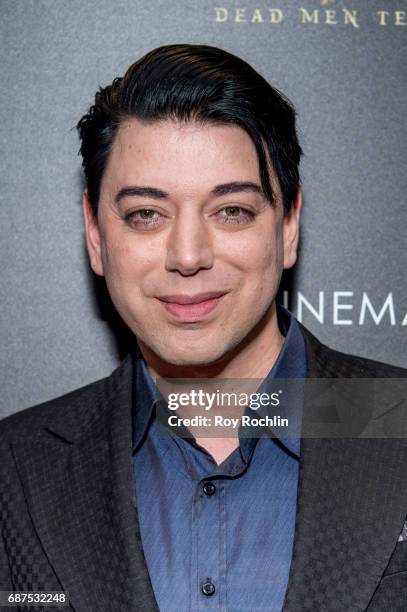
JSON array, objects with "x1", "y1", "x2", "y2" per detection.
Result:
[{"x1": 77, "y1": 44, "x2": 302, "y2": 216}]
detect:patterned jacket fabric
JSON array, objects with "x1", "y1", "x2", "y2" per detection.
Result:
[{"x1": 0, "y1": 324, "x2": 407, "y2": 612}]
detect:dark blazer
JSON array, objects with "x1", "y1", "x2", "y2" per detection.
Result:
[{"x1": 1, "y1": 325, "x2": 407, "y2": 612}]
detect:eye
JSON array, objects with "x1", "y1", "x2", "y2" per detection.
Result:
[
  {"x1": 217, "y1": 206, "x2": 256, "y2": 224},
  {"x1": 125, "y1": 209, "x2": 163, "y2": 228},
  {"x1": 137, "y1": 209, "x2": 156, "y2": 219}
]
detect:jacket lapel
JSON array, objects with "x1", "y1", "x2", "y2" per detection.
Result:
[
  {"x1": 12, "y1": 355, "x2": 159, "y2": 612},
  {"x1": 283, "y1": 327, "x2": 407, "y2": 612}
]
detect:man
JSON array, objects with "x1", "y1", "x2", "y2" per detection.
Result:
[{"x1": 0, "y1": 44, "x2": 406, "y2": 612}]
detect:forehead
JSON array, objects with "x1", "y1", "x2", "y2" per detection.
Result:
[{"x1": 103, "y1": 118, "x2": 278, "y2": 197}]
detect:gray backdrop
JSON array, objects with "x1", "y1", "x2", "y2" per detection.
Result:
[{"x1": 1, "y1": 0, "x2": 406, "y2": 418}]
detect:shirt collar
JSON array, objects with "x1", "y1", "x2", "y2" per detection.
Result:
[{"x1": 132, "y1": 304, "x2": 307, "y2": 457}]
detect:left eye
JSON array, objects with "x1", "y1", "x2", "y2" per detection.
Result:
[{"x1": 217, "y1": 206, "x2": 255, "y2": 223}]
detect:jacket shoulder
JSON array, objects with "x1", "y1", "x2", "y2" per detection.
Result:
[
  {"x1": 0, "y1": 376, "x2": 110, "y2": 444},
  {"x1": 299, "y1": 323, "x2": 407, "y2": 378},
  {"x1": 0, "y1": 353, "x2": 133, "y2": 446}
]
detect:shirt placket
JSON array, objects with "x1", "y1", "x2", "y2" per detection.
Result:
[{"x1": 190, "y1": 473, "x2": 223, "y2": 611}]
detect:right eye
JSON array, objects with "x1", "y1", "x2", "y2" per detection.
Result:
[{"x1": 125, "y1": 209, "x2": 163, "y2": 228}]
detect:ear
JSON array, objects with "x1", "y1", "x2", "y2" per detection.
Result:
[
  {"x1": 82, "y1": 191, "x2": 105, "y2": 277},
  {"x1": 283, "y1": 187, "x2": 302, "y2": 270}
]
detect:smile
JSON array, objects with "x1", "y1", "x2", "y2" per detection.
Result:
[{"x1": 157, "y1": 293, "x2": 226, "y2": 322}]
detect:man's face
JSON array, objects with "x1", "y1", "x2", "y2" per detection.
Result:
[{"x1": 84, "y1": 119, "x2": 300, "y2": 368}]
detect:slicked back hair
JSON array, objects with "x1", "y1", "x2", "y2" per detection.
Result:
[{"x1": 77, "y1": 44, "x2": 302, "y2": 216}]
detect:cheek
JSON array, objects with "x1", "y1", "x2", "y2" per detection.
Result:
[
  {"x1": 226, "y1": 229, "x2": 284, "y2": 312},
  {"x1": 99, "y1": 238, "x2": 160, "y2": 318},
  {"x1": 101, "y1": 230, "x2": 157, "y2": 279},
  {"x1": 225, "y1": 229, "x2": 282, "y2": 278}
]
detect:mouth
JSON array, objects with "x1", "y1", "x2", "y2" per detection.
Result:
[{"x1": 157, "y1": 291, "x2": 227, "y2": 322}]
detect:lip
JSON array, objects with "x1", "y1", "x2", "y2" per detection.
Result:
[
  {"x1": 157, "y1": 292, "x2": 227, "y2": 321},
  {"x1": 158, "y1": 291, "x2": 227, "y2": 305}
]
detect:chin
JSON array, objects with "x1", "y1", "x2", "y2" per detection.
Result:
[
  {"x1": 135, "y1": 318, "x2": 255, "y2": 370},
  {"x1": 156, "y1": 345, "x2": 224, "y2": 367},
  {"x1": 144, "y1": 331, "x2": 237, "y2": 368}
]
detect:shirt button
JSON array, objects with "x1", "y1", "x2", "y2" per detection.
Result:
[
  {"x1": 203, "y1": 481, "x2": 216, "y2": 496},
  {"x1": 201, "y1": 581, "x2": 216, "y2": 596}
]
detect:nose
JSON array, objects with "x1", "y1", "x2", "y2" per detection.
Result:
[{"x1": 165, "y1": 211, "x2": 214, "y2": 276}]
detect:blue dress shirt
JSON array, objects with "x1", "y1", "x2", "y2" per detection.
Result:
[{"x1": 132, "y1": 305, "x2": 307, "y2": 611}]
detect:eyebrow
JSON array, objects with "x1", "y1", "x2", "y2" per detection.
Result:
[
  {"x1": 114, "y1": 181, "x2": 267, "y2": 204},
  {"x1": 212, "y1": 181, "x2": 265, "y2": 197}
]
